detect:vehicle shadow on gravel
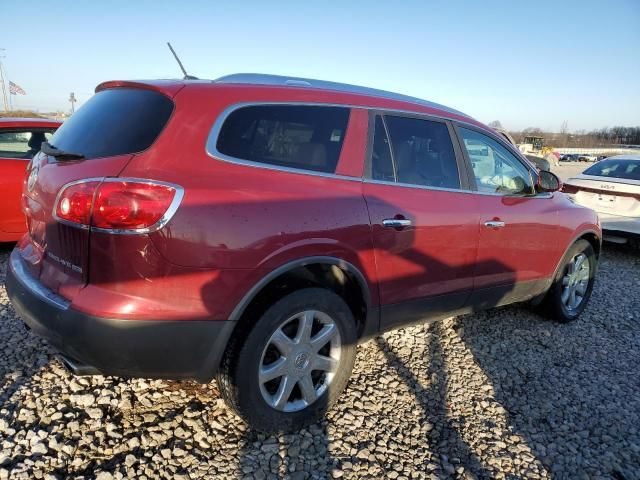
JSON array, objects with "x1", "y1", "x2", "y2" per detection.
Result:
[
  {"x1": 456, "y1": 243, "x2": 640, "y2": 479},
  {"x1": 376, "y1": 329, "x2": 494, "y2": 479}
]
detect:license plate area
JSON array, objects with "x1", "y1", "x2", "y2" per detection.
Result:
[{"x1": 595, "y1": 194, "x2": 617, "y2": 208}]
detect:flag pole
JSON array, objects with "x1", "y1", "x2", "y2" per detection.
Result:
[{"x1": 0, "y1": 59, "x2": 8, "y2": 112}]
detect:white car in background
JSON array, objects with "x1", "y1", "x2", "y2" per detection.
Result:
[{"x1": 563, "y1": 155, "x2": 640, "y2": 243}]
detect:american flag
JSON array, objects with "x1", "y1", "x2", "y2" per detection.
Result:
[{"x1": 9, "y1": 81, "x2": 26, "y2": 95}]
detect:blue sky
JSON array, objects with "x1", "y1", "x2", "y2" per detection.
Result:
[{"x1": 1, "y1": 0, "x2": 638, "y2": 131}]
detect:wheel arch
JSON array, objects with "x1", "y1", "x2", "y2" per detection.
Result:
[
  {"x1": 229, "y1": 256, "x2": 372, "y2": 328},
  {"x1": 552, "y1": 228, "x2": 602, "y2": 280}
]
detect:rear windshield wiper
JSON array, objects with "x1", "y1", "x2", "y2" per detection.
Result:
[{"x1": 41, "y1": 141, "x2": 85, "y2": 160}]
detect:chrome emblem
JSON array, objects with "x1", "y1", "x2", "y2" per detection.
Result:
[
  {"x1": 294, "y1": 352, "x2": 309, "y2": 370},
  {"x1": 600, "y1": 184, "x2": 615, "y2": 190},
  {"x1": 27, "y1": 164, "x2": 40, "y2": 192}
]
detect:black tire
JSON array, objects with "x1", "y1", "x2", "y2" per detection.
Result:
[
  {"x1": 537, "y1": 239, "x2": 597, "y2": 322},
  {"x1": 216, "y1": 288, "x2": 357, "y2": 433}
]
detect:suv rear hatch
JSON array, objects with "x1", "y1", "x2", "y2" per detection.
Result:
[{"x1": 21, "y1": 85, "x2": 176, "y2": 301}]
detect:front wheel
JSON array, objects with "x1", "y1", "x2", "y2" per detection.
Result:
[
  {"x1": 537, "y1": 239, "x2": 597, "y2": 322},
  {"x1": 216, "y1": 288, "x2": 357, "y2": 433}
]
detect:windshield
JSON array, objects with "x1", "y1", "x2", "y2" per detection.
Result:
[
  {"x1": 49, "y1": 88, "x2": 173, "y2": 159},
  {"x1": 583, "y1": 159, "x2": 640, "y2": 181}
]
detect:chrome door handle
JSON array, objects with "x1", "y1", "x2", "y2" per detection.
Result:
[
  {"x1": 484, "y1": 220, "x2": 506, "y2": 228},
  {"x1": 383, "y1": 218, "x2": 412, "y2": 228}
]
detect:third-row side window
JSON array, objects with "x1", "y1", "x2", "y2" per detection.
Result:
[
  {"x1": 371, "y1": 115, "x2": 461, "y2": 189},
  {"x1": 216, "y1": 105, "x2": 350, "y2": 174}
]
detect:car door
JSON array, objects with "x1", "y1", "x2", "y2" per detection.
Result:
[
  {"x1": 363, "y1": 114, "x2": 480, "y2": 330},
  {"x1": 0, "y1": 129, "x2": 52, "y2": 238},
  {"x1": 454, "y1": 125, "x2": 562, "y2": 308}
]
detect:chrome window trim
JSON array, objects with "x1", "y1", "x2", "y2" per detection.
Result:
[
  {"x1": 52, "y1": 177, "x2": 185, "y2": 235},
  {"x1": 363, "y1": 177, "x2": 553, "y2": 198},
  {"x1": 9, "y1": 249, "x2": 70, "y2": 310},
  {"x1": 205, "y1": 101, "x2": 491, "y2": 183}
]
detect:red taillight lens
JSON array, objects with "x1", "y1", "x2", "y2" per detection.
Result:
[
  {"x1": 562, "y1": 183, "x2": 579, "y2": 194},
  {"x1": 93, "y1": 182, "x2": 176, "y2": 230},
  {"x1": 54, "y1": 179, "x2": 181, "y2": 233},
  {"x1": 55, "y1": 181, "x2": 101, "y2": 227}
]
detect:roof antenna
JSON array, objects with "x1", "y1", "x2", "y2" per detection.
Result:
[{"x1": 167, "y1": 42, "x2": 198, "y2": 80}]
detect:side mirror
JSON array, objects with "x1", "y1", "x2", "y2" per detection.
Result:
[{"x1": 536, "y1": 170, "x2": 562, "y2": 193}]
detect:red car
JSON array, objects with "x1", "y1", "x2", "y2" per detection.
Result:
[
  {"x1": 0, "y1": 118, "x2": 61, "y2": 241},
  {"x1": 6, "y1": 75, "x2": 601, "y2": 432}
]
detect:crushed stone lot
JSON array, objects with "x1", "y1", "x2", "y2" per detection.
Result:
[{"x1": 0, "y1": 243, "x2": 639, "y2": 480}]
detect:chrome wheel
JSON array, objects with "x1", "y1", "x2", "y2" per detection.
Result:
[
  {"x1": 258, "y1": 310, "x2": 341, "y2": 412},
  {"x1": 561, "y1": 253, "x2": 590, "y2": 312}
]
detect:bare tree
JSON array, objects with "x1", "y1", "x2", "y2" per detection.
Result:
[{"x1": 560, "y1": 120, "x2": 568, "y2": 135}]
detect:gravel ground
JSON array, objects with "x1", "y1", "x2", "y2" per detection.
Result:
[{"x1": 0, "y1": 242, "x2": 639, "y2": 479}]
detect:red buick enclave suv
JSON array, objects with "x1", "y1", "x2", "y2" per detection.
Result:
[{"x1": 6, "y1": 74, "x2": 601, "y2": 432}]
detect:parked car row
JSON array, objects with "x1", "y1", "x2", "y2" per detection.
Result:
[
  {"x1": 5, "y1": 74, "x2": 601, "y2": 432},
  {"x1": 560, "y1": 153, "x2": 609, "y2": 163}
]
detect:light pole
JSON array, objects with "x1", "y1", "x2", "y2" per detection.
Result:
[{"x1": 69, "y1": 92, "x2": 76, "y2": 114}]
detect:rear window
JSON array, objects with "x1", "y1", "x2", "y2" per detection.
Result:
[
  {"x1": 216, "y1": 105, "x2": 350, "y2": 174},
  {"x1": 49, "y1": 88, "x2": 173, "y2": 159},
  {"x1": 584, "y1": 159, "x2": 640, "y2": 181}
]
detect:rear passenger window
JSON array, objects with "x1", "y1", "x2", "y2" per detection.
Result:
[
  {"x1": 370, "y1": 115, "x2": 460, "y2": 189},
  {"x1": 216, "y1": 105, "x2": 350, "y2": 174}
]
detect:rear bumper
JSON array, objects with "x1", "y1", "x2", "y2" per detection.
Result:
[
  {"x1": 5, "y1": 249, "x2": 235, "y2": 382},
  {"x1": 598, "y1": 212, "x2": 640, "y2": 237}
]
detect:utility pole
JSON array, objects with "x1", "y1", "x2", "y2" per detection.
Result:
[
  {"x1": 69, "y1": 92, "x2": 76, "y2": 114},
  {"x1": 0, "y1": 49, "x2": 8, "y2": 112}
]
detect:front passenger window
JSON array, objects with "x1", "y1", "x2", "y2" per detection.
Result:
[{"x1": 459, "y1": 128, "x2": 533, "y2": 195}]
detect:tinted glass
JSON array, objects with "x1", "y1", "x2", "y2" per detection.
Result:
[
  {"x1": 459, "y1": 128, "x2": 533, "y2": 194},
  {"x1": 583, "y1": 159, "x2": 640, "y2": 181},
  {"x1": 216, "y1": 105, "x2": 350, "y2": 174},
  {"x1": 384, "y1": 115, "x2": 460, "y2": 189},
  {"x1": 49, "y1": 88, "x2": 174, "y2": 159},
  {"x1": 371, "y1": 116, "x2": 395, "y2": 181},
  {"x1": 0, "y1": 130, "x2": 54, "y2": 159}
]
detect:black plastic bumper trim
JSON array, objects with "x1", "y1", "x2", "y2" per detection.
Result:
[{"x1": 6, "y1": 249, "x2": 236, "y2": 382}]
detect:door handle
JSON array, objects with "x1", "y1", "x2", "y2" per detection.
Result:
[
  {"x1": 383, "y1": 218, "x2": 412, "y2": 228},
  {"x1": 484, "y1": 220, "x2": 506, "y2": 228}
]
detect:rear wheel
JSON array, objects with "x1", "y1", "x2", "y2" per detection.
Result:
[
  {"x1": 216, "y1": 288, "x2": 357, "y2": 433},
  {"x1": 537, "y1": 239, "x2": 597, "y2": 322}
]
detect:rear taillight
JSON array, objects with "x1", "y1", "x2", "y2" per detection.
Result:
[
  {"x1": 562, "y1": 183, "x2": 580, "y2": 194},
  {"x1": 55, "y1": 181, "x2": 101, "y2": 228},
  {"x1": 54, "y1": 178, "x2": 183, "y2": 233}
]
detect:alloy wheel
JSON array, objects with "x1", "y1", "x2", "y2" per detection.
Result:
[
  {"x1": 561, "y1": 253, "x2": 590, "y2": 312},
  {"x1": 258, "y1": 310, "x2": 341, "y2": 412}
]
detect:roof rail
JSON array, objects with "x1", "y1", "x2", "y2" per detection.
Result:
[{"x1": 214, "y1": 73, "x2": 471, "y2": 118}]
